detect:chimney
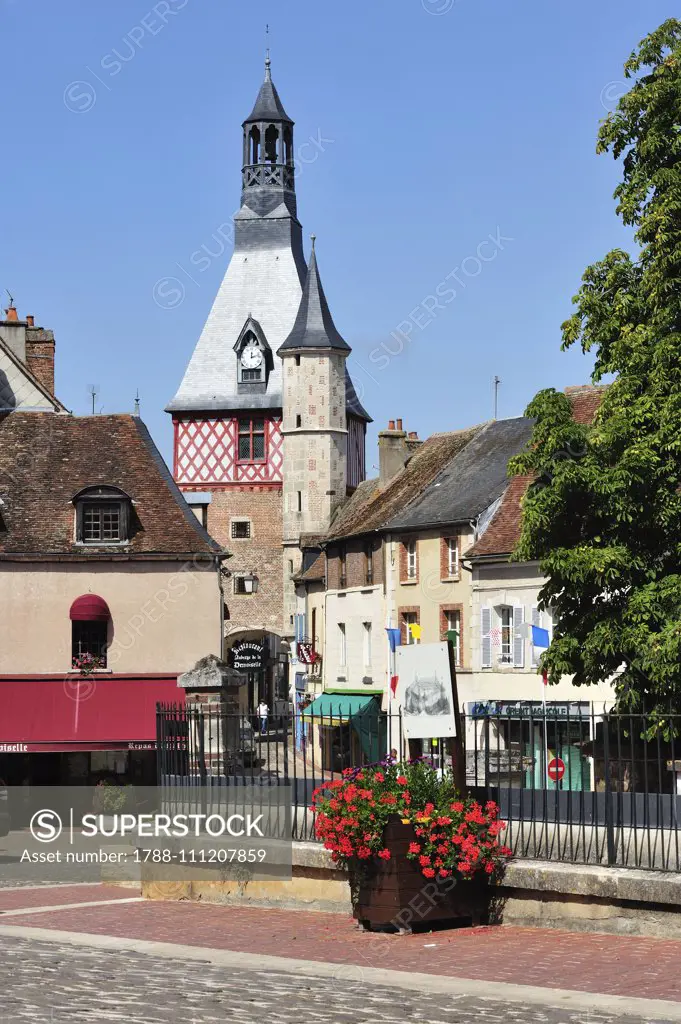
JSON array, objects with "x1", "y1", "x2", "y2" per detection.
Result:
[
  {"x1": 25, "y1": 322, "x2": 56, "y2": 396},
  {"x1": 1, "y1": 305, "x2": 27, "y2": 361},
  {"x1": 4, "y1": 305, "x2": 18, "y2": 322},
  {"x1": 378, "y1": 418, "x2": 409, "y2": 488},
  {"x1": 25, "y1": 315, "x2": 34, "y2": 327}
]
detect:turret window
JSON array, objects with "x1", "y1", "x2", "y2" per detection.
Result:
[{"x1": 238, "y1": 418, "x2": 266, "y2": 462}]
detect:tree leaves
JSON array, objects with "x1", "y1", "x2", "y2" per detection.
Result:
[{"x1": 513, "y1": 19, "x2": 681, "y2": 718}]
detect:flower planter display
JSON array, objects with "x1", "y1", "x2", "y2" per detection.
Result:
[
  {"x1": 313, "y1": 761, "x2": 511, "y2": 933},
  {"x1": 351, "y1": 815, "x2": 490, "y2": 932}
]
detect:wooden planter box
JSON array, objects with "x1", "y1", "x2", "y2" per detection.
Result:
[{"x1": 351, "y1": 816, "x2": 490, "y2": 933}]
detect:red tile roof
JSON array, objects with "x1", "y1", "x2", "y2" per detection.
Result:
[
  {"x1": 466, "y1": 385, "x2": 604, "y2": 559},
  {"x1": 0, "y1": 413, "x2": 220, "y2": 559}
]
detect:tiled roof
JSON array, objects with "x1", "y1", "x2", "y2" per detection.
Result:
[
  {"x1": 385, "y1": 417, "x2": 534, "y2": 532},
  {"x1": 0, "y1": 413, "x2": 220, "y2": 559},
  {"x1": 466, "y1": 385, "x2": 605, "y2": 559},
  {"x1": 326, "y1": 426, "x2": 483, "y2": 542},
  {"x1": 465, "y1": 475, "x2": 533, "y2": 558},
  {"x1": 297, "y1": 552, "x2": 325, "y2": 582},
  {"x1": 564, "y1": 384, "x2": 606, "y2": 425}
]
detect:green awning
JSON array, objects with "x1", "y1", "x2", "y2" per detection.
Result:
[{"x1": 302, "y1": 692, "x2": 378, "y2": 725}]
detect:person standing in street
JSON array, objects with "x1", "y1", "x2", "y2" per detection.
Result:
[{"x1": 257, "y1": 700, "x2": 269, "y2": 736}]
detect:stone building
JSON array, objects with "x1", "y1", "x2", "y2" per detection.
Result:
[
  {"x1": 0, "y1": 303, "x2": 223, "y2": 789},
  {"x1": 167, "y1": 57, "x2": 370, "y2": 705}
]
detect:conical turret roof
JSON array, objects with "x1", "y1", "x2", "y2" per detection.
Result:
[
  {"x1": 278, "y1": 238, "x2": 351, "y2": 354},
  {"x1": 243, "y1": 56, "x2": 293, "y2": 124}
]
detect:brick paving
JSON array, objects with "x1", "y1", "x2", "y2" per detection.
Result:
[
  {"x1": 0, "y1": 935, "x2": 666, "y2": 1024},
  {"x1": 0, "y1": 883, "x2": 131, "y2": 912},
  {"x1": 3, "y1": 893, "x2": 681, "y2": 1003}
]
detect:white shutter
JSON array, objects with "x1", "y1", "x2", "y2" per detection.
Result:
[
  {"x1": 513, "y1": 606, "x2": 525, "y2": 668},
  {"x1": 481, "y1": 607, "x2": 492, "y2": 668},
  {"x1": 531, "y1": 606, "x2": 541, "y2": 668}
]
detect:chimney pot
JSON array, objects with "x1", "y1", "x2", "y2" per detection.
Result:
[
  {"x1": 4, "y1": 306, "x2": 18, "y2": 322},
  {"x1": 388, "y1": 419, "x2": 395, "y2": 430},
  {"x1": 408, "y1": 431, "x2": 418, "y2": 439},
  {"x1": 396, "y1": 418, "x2": 403, "y2": 431},
  {"x1": 25, "y1": 315, "x2": 34, "y2": 327}
]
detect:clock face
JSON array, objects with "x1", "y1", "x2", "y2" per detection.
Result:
[{"x1": 241, "y1": 343, "x2": 263, "y2": 370}]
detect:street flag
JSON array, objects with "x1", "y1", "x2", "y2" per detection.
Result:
[
  {"x1": 386, "y1": 628, "x2": 402, "y2": 652},
  {"x1": 531, "y1": 625, "x2": 550, "y2": 649},
  {"x1": 390, "y1": 674, "x2": 399, "y2": 696},
  {"x1": 409, "y1": 623, "x2": 422, "y2": 641}
]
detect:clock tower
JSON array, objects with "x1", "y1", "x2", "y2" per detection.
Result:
[{"x1": 167, "y1": 56, "x2": 370, "y2": 689}]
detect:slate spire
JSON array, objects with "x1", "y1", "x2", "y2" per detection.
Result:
[
  {"x1": 278, "y1": 237, "x2": 351, "y2": 354},
  {"x1": 243, "y1": 53, "x2": 293, "y2": 125}
]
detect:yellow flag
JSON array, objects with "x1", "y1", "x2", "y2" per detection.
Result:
[{"x1": 409, "y1": 623, "x2": 422, "y2": 640}]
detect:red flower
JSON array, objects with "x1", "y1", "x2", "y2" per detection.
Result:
[
  {"x1": 419, "y1": 854, "x2": 431, "y2": 867},
  {"x1": 422, "y1": 867, "x2": 436, "y2": 878},
  {"x1": 377, "y1": 848, "x2": 391, "y2": 860},
  {"x1": 451, "y1": 801, "x2": 464, "y2": 813},
  {"x1": 396, "y1": 775, "x2": 408, "y2": 785},
  {"x1": 438, "y1": 868, "x2": 451, "y2": 878},
  {"x1": 358, "y1": 846, "x2": 372, "y2": 859},
  {"x1": 374, "y1": 772, "x2": 385, "y2": 783},
  {"x1": 408, "y1": 842, "x2": 421, "y2": 854},
  {"x1": 485, "y1": 862, "x2": 495, "y2": 874}
]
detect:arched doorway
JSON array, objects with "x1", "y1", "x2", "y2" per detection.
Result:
[{"x1": 223, "y1": 628, "x2": 288, "y2": 717}]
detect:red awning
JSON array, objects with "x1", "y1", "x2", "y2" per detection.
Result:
[
  {"x1": 70, "y1": 594, "x2": 111, "y2": 622},
  {"x1": 0, "y1": 676, "x2": 184, "y2": 753}
]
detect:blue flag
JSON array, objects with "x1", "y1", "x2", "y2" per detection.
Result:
[
  {"x1": 531, "y1": 625, "x2": 550, "y2": 649},
  {"x1": 386, "y1": 628, "x2": 402, "y2": 652}
]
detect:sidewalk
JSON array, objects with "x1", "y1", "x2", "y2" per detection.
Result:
[{"x1": 1, "y1": 883, "x2": 681, "y2": 1006}]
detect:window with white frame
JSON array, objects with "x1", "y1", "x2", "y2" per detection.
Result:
[
  {"x1": 446, "y1": 537, "x2": 459, "y2": 578},
  {"x1": 500, "y1": 606, "x2": 513, "y2": 664},
  {"x1": 405, "y1": 540, "x2": 417, "y2": 580},
  {"x1": 402, "y1": 611, "x2": 418, "y2": 645},
  {"x1": 338, "y1": 622, "x2": 347, "y2": 666},
  {"x1": 363, "y1": 622, "x2": 372, "y2": 669}
]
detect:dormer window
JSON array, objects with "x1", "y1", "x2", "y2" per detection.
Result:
[
  {"x1": 234, "y1": 317, "x2": 271, "y2": 388},
  {"x1": 73, "y1": 486, "x2": 132, "y2": 545}
]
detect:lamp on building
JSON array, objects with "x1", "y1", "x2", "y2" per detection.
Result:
[{"x1": 242, "y1": 573, "x2": 259, "y2": 594}]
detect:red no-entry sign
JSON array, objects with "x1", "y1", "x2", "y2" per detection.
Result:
[{"x1": 548, "y1": 757, "x2": 565, "y2": 783}]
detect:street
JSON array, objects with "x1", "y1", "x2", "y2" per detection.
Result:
[{"x1": 0, "y1": 934, "x2": 667, "y2": 1024}]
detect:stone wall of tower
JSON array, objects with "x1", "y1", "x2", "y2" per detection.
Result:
[{"x1": 281, "y1": 351, "x2": 348, "y2": 630}]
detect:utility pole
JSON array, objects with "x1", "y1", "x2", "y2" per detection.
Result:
[{"x1": 493, "y1": 376, "x2": 501, "y2": 420}]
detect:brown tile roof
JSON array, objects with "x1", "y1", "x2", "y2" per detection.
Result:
[
  {"x1": 564, "y1": 384, "x2": 606, "y2": 425},
  {"x1": 296, "y1": 552, "x2": 325, "y2": 582},
  {"x1": 326, "y1": 426, "x2": 483, "y2": 542},
  {"x1": 466, "y1": 385, "x2": 604, "y2": 559},
  {"x1": 465, "y1": 475, "x2": 533, "y2": 558},
  {"x1": 0, "y1": 412, "x2": 220, "y2": 559}
]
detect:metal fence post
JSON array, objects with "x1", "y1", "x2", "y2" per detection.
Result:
[{"x1": 603, "y1": 713, "x2": 616, "y2": 865}]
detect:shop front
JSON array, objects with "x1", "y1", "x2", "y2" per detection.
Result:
[
  {"x1": 302, "y1": 691, "x2": 385, "y2": 772},
  {"x1": 0, "y1": 674, "x2": 183, "y2": 789},
  {"x1": 466, "y1": 700, "x2": 594, "y2": 792}
]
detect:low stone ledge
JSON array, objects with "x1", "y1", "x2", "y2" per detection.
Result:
[{"x1": 499, "y1": 859, "x2": 681, "y2": 907}]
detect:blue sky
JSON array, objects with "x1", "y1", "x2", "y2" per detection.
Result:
[{"x1": 1, "y1": 0, "x2": 675, "y2": 468}]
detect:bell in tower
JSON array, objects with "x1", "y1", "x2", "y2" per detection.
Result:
[{"x1": 242, "y1": 54, "x2": 296, "y2": 217}]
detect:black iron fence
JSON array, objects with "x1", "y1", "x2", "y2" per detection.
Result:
[{"x1": 156, "y1": 703, "x2": 681, "y2": 871}]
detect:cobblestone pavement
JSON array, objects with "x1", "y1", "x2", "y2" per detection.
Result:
[{"x1": 0, "y1": 936, "x2": 671, "y2": 1024}]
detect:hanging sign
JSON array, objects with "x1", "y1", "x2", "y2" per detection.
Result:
[{"x1": 230, "y1": 640, "x2": 266, "y2": 672}]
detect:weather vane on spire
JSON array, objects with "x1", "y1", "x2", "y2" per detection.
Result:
[{"x1": 265, "y1": 23, "x2": 271, "y2": 79}]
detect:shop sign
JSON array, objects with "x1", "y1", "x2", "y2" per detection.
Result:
[
  {"x1": 231, "y1": 640, "x2": 266, "y2": 672},
  {"x1": 469, "y1": 701, "x2": 591, "y2": 720}
]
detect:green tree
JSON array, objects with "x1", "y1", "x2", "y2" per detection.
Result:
[{"x1": 510, "y1": 19, "x2": 681, "y2": 725}]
